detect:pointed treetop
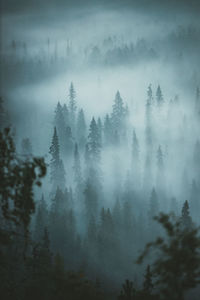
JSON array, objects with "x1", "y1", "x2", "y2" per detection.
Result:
[{"x1": 156, "y1": 85, "x2": 164, "y2": 106}]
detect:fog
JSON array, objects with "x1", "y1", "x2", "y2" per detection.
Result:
[{"x1": 1, "y1": 0, "x2": 200, "y2": 298}]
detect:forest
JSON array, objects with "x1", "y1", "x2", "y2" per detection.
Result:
[{"x1": 1, "y1": 0, "x2": 200, "y2": 299}]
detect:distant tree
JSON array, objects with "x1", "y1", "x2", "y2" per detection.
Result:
[
  {"x1": 64, "y1": 125, "x2": 74, "y2": 155},
  {"x1": 76, "y1": 109, "x2": 87, "y2": 149},
  {"x1": 111, "y1": 91, "x2": 126, "y2": 142},
  {"x1": 103, "y1": 114, "x2": 112, "y2": 146},
  {"x1": 147, "y1": 84, "x2": 153, "y2": 106},
  {"x1": 84, "y1": 179, "x2": 98, "y2": 219},
  {"x1": 131, "y1": 129, "x2": 140, "y2": 188},
  {"x1": 54, "y1": 102, "x2": 66, "y2": 153},
  {"x1": 118, "y1": 279, "x2": 136, "y2": 300},
  {"x1": 73, "y1": 143, "x2": 83, "y2": 209},
  {"x1": 50, "y1": 187, "x2": 67, "y2": 215},
  {"x1": 49, "y1": 127, "x2": 65, "y2": 192},
  {"x1": 68, "y1": 82, "x2": 77, "y2": 134},
  {"x1": 156, "y1": 85, "x2": 164, "y2": 107},
  {"x1": 62, "y1": 103, "x2": 69, "y2": 126},
  {"x1": 88, "y1": 117, "x2": 101, "y2": 164},
  {"x1": 97, "y1": 117, "x2": 103, "y2": 147},
  {"x1": 145, "y1": 86, "x2": 154, "y2": 149},
  {"x1": 181, "y1": 200, "x2": 192, "y2": 229},
  {"x1": 98, "y1": 207, "x2": 116, "y2": 266}
]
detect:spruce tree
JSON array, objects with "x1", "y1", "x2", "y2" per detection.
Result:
[
  {"x1": 88, "y1": 117, "x2": 101, "y2": 164},
  {"x1": 131, "y1": 129, "x2": 140, "y2": 188},
  {"x1": 111, "y1": 91, "x2": 126, "y2": 142},
  {"x1": 97, "y1": 117, "x2": 103, "y2": 147},
  {"x1": 145, "y1": 85, "x2": 153, "y2": 149},
  {"x1": 62, "y1": 103, "x2": 69, "y2": 126},
  {"x1": 156, "y1": 85, "x2": 164, "y2": 107},
  {"x1": 54, "y1": 102, "x2": 66, "y2": 153},
  {"x1": 84, "y1": 179, "x2": 98, "y2": 220},
  {"x1": 64, "y1": 125, "x2": 74, "y2": 156},
  {"x1": 76, "y1": 109, "x2": 87, "y2": 149},
  {"x1": 103, "y1": 114, "x2": 112, "y2": 146},
  {"x1": 68, "y1": 82, "x2": 77, "y2": 135},
  {"x1": 49, "y1": 127, "x2": 65, "y2": 192},
  {"x1": 181, "y1": 200, "x2": 192, "y2": 229},
  {"x1": 73, "y1": 143, "x2": 83, "y2": 209}
]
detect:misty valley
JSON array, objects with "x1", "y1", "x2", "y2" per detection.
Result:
[{"x1": 1, "y1": 1, "x2": 200, "y2": 300}]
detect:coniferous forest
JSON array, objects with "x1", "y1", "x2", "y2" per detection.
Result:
[{"x1": 1, "y1": 1, "x2": 200, "y2": 299}]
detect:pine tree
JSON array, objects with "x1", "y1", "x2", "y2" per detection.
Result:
[
  {"x1": 156, "y1": 85, "x2": 164, "y2": 107},
  {"x1": 49, "y1": 127, "x2": 65, "y2": 192},
  {"x1": 51, "y1": 187, "x2": 66, "y2": 214},
  {"x1": 97, "y1": 117, "x2": 103, "y2": 147},
  {"x1": 54, "y1": 102, "x2": 66, "y2": 153},
  {"x1": 76, "y1": 109, "x2": 87, "y2": 149},
  {"x1": 64, "y1": 125, "x2": 74, "y2": 155},
  {"x1": 131, "y1": 129, "x2": 140, "y2": 188},
  {"x1": 62, "y1": 103, "x2": 69, "y2": 126},
  {"x1": 73, "y1": 143, "x2": 82, "y2": 187},
  {"x1": 84, "y1": 179, "x2": 98, "y2": 219},
  {"x1": 145, "y1": 85, "x2": 153, "y2": 149},
  {"x1": 84, "y1": 143, "x2": 90, "y2": 177},
  {"x1": 147, "y1": 84, "x2": 153, "y2": 106},
  {"x1": 103, "y1": 114, "x2": 112, "y2": 146},
  {"x1": 181, "y1": 200, "x2": 192, "y2": 229},
  {"x1": 68, "y1": 82, "x2": 77, "y2": 135},
  {"x1": 111, "y1": 91, "x2": 126, "y2": 142},
  {"x1": 88, "y1": 117, "x2": 101, "y2": 164},
  {"x1": 73, "y1": 143, "x2": 83, "y2": 209}
]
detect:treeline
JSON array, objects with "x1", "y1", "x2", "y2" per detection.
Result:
[{"x1": 1, "y1": 80, "x2": 200, "y2": 299}]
